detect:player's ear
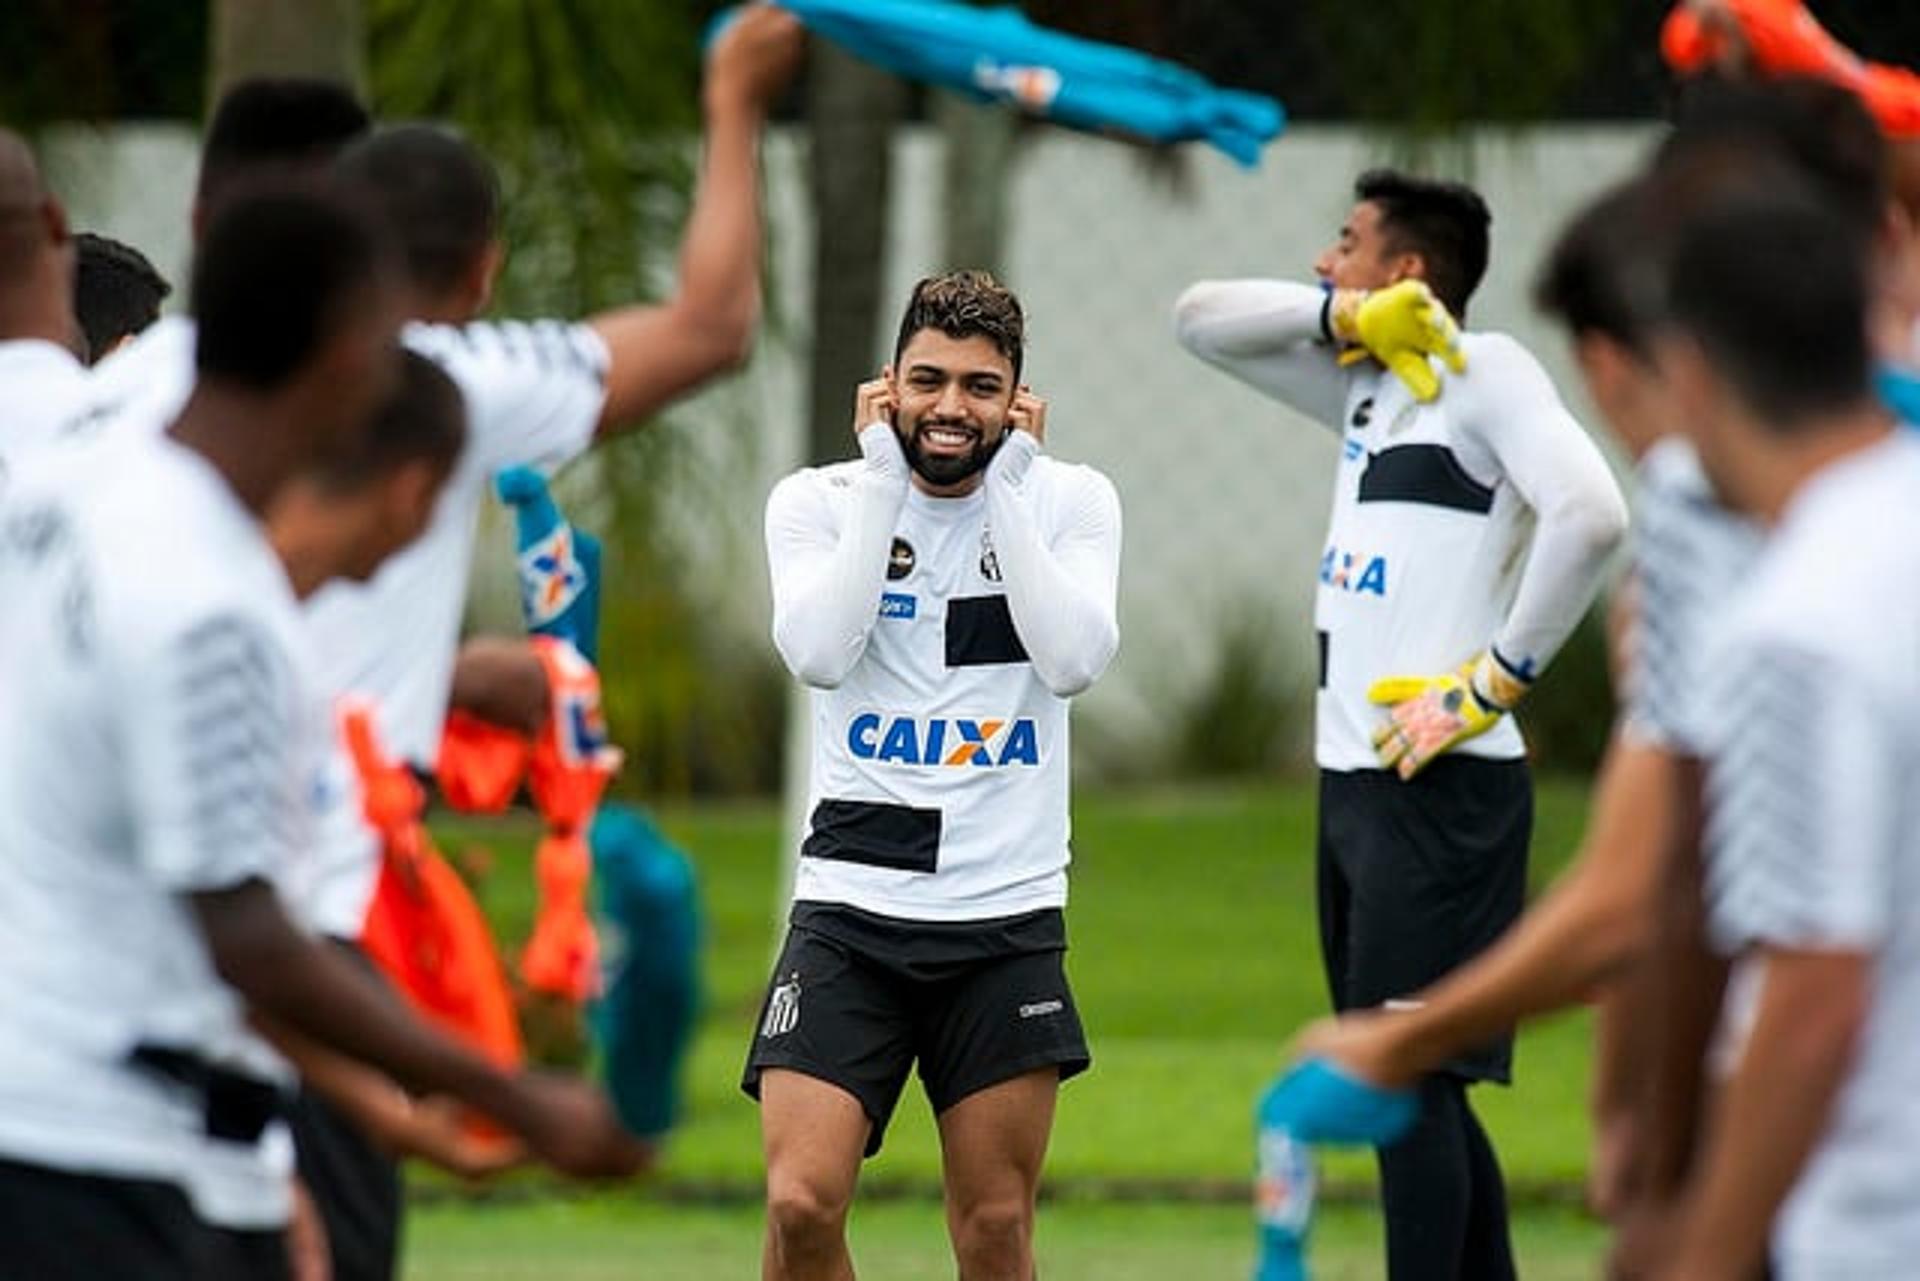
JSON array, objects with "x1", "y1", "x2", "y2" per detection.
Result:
[{"x1": 1388, "y1": 251, "x2": 1426, "y2": 289}]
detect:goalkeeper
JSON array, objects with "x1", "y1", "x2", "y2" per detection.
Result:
[{"x1": 1174, "y1": 169, "x2": 1626, "y2": 1281}]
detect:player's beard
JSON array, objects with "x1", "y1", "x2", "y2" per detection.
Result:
[{"x1": 899, "y1": 417, "x2": 1003, "y2": 487}]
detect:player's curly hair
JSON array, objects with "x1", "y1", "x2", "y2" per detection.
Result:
[{"x1": 893, "y1": 270, "x2": 1025, "y2": 379}]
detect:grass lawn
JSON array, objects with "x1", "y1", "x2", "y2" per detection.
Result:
[{"x1": 416, "y1": 777, "x2": 1603, "y2": 1276}]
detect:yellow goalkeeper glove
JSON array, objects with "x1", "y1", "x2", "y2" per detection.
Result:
[
  {"x1": 1367, "y1": 650, "x2": 1531, "y2": 779},
  {"x1": 1330, "y1": 280, "x2": 1467, "y2": 403}
]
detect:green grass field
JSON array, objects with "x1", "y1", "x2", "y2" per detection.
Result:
[{"x1": 411, "y1": 779, "x2": 1604, "y2": 1277}]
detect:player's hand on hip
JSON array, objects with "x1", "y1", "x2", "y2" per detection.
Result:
[
  {"x1": 1366, "y1": 650, "x2": 1530, "y2": 779},
  {"x1": 504, "y1": 1071, "x2": 652, "y2": 1179},
  {"x1": 705, "y1": 4, "x2": 806, "y2": 115},
  {"x1": 1009, "y1": 385, "x2": 1047, "y2": 446},
  {"x1": 1331, "y1": 279, "x2": 1467, "y2": 403}
]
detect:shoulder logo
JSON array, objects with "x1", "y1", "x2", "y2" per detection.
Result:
[
  {"x1": 1350, "y1": 397, "x2": 1374, "y2": 429},
  {"x1": 887, "y1": 537, "x2": 916, "y2": 581},
  {"x1": 879, "y1": 592, "x2": 916, "y2": 620}
]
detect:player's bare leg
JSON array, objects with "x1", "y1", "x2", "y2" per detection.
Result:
[
  {"x1": 937, "y1": 1068, "x2": 1058, "y2": 1281},
  {"x1": 760, "y1": 1069, "x2": 868, "y2": 1281}
]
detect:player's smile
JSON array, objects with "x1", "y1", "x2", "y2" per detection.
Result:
[{"x1": 916, "y1": 421, "x2": 981, "y2": 454}]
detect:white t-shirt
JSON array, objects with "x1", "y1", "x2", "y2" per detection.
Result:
[
  {"x1": 1174, "y1": 280, "x2": 1627, "y2": 771},
  {"x1": 0, "y1": 431, "x2": 316, "y2": 1206},
  {"x1": 1697, "y1": 433, "x2": 1920, "y2": 1281},
  {"x1": 83, "y1": 315, "x2": 610, "y2": 938},
  {"x1": 0, "y1": 338, "x2": 93, "y2": 493},
  {"x1": 767, "y1": 425, "x2": 1121, "y2": 921}
]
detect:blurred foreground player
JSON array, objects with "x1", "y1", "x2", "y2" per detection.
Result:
[
  {"x1": 0, "y1": 187, "x2": 640, "y2": 1281},
  {"x1": 0, "y1": 130, "x2": 86, "y2": 480},
  {"x1": 748, "y1": 271, "x2": 1121, "y2": 1281}
]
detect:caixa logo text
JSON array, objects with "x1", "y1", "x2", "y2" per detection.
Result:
[
  {"x1": 1319, "y1": 545, "x2": 1387, "y2": 597},
  {"x1": 847, "y1": 713, "x2": 1040, "y2": 767}
]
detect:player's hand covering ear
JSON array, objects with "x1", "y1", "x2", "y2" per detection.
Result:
[
  {"x1": 1367, "y1": 649, "x2": 1530, "y2": 779},
  {"x1": 1332, "y1": 280, "x2": 1467, "y2": 403}
]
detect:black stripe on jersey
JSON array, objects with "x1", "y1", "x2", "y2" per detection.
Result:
[
  {"x1": 1317, "y1": 630, "x2": 1329, "y2": 689},
  {"x1": 1357, "y1": 444, "x2": 1495, "y2": 514},
  {"x1": 945, "y1": 596, "x2": 1030, "y2": 668},
  {"x1": 803, "y1": 799, "x2": 941, "y2": 873}
]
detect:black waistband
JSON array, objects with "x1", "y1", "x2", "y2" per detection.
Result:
[{"x1": 127, "y1": 1043, "x2": 285, "y2": 1145}]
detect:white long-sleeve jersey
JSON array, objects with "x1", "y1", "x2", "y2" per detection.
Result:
[
  {"x1": 767, "y1": 423, "x2": 1121, "y2": 921},
  {"x1": 1174, "y1": 279, "x2": 1628, "y2": 771}
]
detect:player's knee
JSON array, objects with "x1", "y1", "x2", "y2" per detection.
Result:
[
  {"x1": 765, "y1": 1176, "x2": 850, "y2": 1256},
  {"x1": 951, "y1": 1196, "x2": 1032, "y2": 1273}
]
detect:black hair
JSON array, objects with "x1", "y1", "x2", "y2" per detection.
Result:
[
  {"x1": 1533, "y1": 178, "x2": 1664, "y2": 359},
  {"x1": 197, "y1": 79, "x2": 371, "y2": 214},
  {"x1": 1354, "y1": 169, "x2": 1492, "y2": 318},
  {"x1": 314, "y1": 348, "x2": 466, "y2": 488},
  {"x1": 72, "y1": 232, "x2": 171, "y2": 364},
  {"x1": 191, "y1": 186, "x2": 390, "y2": 390},
  {"x1": 1659, "y1": 77, "x2": 1888, "y2": 236},
  {"x1": 893, "y1": 270, "x2": 1025, "y2": 379},
  {"x1": 334, "y1": 124, "x2": 500, "y2": 296},
  {"x1": 1667, "y1": 181, "x2": 1873, "y2": 429}
]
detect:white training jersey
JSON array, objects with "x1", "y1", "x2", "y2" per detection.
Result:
[
  {"x1": 1619, "y1": 437, "x2": 1764, "y2": 756},
  {"x1": 295, "y1": 319, "x2": 607, "y2": 937},
  {"x1": 1697, "y1": 432, "x2": 1920, "y2": 1281},
  {"x1": 0, "y1": 338, "x2": 92, "y2": 493},
  {"x1": 82, "y1": 315, "x2": 609, "y2": 939},
  {"x1": 1174, "y1": 280, "x2": 1627, "y2": 771},
  {"x1": 0, "y1": 431, "x2": 317, "y2": 1203},
  {"x1": 767, "y1": 425, "x2": 1121, "y2": 922}
]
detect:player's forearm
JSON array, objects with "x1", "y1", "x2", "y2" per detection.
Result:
[
  {"x1": 1490, "y1": 485, "x2": 1627, "y2": 681},
  {"x1": 984, "y1": 434, "x2": 1120, "y2": 697},
  {"x1": 768, "y1": 428, "x2": 907, "y2": 687},
  {"x1": 1171, "y1": 279, "x2": 1348, "y2": 426},
  {"x1": 194, "y1": 882, "x2": 527, "y2": 1125},
  {"x1": 1666, "y1": 952, "x2": 1869, "y2": 1280}
]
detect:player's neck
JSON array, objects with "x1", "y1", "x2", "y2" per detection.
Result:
[
  {"x1": 0, "y1": 277, "x2": 80, "y2": 356},
  {"x1": 167, "y1": 382, "x2": 304, "y2": 519},
  {"x1": 909, "y1": 472, "x2": 986, "y2": 500},
  {"x1": 1754, "y1": 403, "x2": 1895, "y2": 525}
]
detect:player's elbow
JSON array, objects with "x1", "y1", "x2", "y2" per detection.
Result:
[
  {"x1": 772, "y1": 625, "x2": 854, "y2": 690},
  {"x1": 1034, "y1": 625, "x2": 1119, "y2": 698},
  {"x1": 1171, "y1": 283, "x2": 1229, "y2": 358},
  {"x1": 1555, "y1": 484, "x2": 1630, "y2": 568}
]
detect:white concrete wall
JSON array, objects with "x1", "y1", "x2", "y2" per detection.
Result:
[{"x1": 43, "y1": 122, "x2": 1658, "y2": 757}]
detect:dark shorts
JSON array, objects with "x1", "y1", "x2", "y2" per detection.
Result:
[
  {"x1": 0, "y1": 1156, "x2": 210, "y2": 1281},
  {"x1": 742, "y1": 902, "x2": 1091, "y2": 1156},
  {"x1": 1316, "y1": 758, "x2": 1532, "y2": 1083},
  {"x1": 206, "y1": 1227, "x2": 292, "y2": 1281},
  {"x1": 288, "y1": 937, "x2": 403, "y2": 1281}
]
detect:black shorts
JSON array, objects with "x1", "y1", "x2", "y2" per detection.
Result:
[
  {"x1": 742, "y1": 902, "x2": 1091, "y2": 1156},
  {"x1": 206, "y1": 1227, "x2": 291, "y2": 1281},
  {"x1": 0, "y1": 1156, "x2": 210, "y2": 1280},
  {"x1": 1316, "y1": 758, "x2": 1532, "y2": 1083}
]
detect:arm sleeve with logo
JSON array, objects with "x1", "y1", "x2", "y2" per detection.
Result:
[
  {"x1": 1704, "y1": 640, "x2": 1897, "y2": 955},
  {"x1": 766, "y1": 424, "x2": 910, "y2": 688},
  {"x1": 1453, "y1": 335, "x2": 1629, "y2": 679},
  {"x1": 1171, "y1": 279, "x2": 1352, "y2": 429},
  {"x1": 124, "y1": 612, "x2": 304, "y2": 892},
  {"x1": 405, "y1": 320, "x2": 611, "y2": 477},
  {"x1": 984, "y1": 433, "x2": 1122, "y2": 698}
]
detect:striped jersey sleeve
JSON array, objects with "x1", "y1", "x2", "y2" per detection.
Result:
[
  {"x1": 403, "y1": 319, "x2": 610, "y2": 477},
  {"x1": 1621, "y1": 441, "x2": 1761, "y2": 754},
  {"x1": 128, "y1": 613, "x2": 303, "y2": 892},
  {"x1": 1703, "y1": 638, "x2": 1900, "y2": 954}
]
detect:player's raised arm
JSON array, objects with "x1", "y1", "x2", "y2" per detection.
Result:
[
  {"x1": 588, "y1": 4, "x2": 804, "y2": 437},
  {"x1": 983, "y1": 391, "x2": 1121, "y2": 697},
  {"x1": 765, "y1": 374, "x2": 911, "y2": 688},
  {"x1": 1171, "y1": 277, "x2": 1354, "y2": 427}
]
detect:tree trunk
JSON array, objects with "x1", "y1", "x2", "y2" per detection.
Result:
[
  {"x1": 209, "y1": 0, "x2": 366, "y2": 106},
  {"x1": 802, "y1": 45, "x2": 907, "y2": 465},
  {"x1": 936, "y1": 90, "x2": 1016, "y2": 277}
]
